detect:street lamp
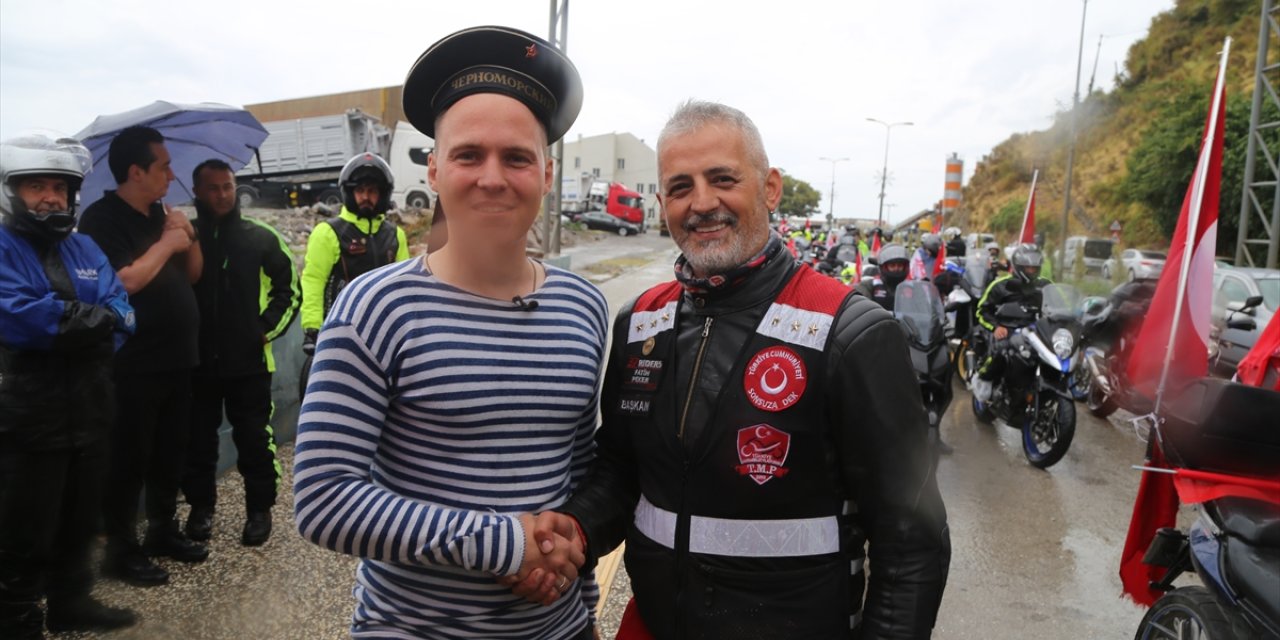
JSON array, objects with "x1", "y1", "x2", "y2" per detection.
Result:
[
  {"x1": 819, "y1": 156, "x2": 849, "y2": 229},
  {"x1": 867, "y1": 118, "x2": 913, "y2": 228},
  {"x1": 818, "y1": 156, "x2": 849, "y2": 229}
]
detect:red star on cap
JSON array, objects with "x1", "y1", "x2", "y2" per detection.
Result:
[{"x1": 525, "y1": 44, "x2": 537, "y2": 58}]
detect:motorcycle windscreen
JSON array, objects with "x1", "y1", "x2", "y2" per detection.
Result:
[
  {"x1": 962, "y1": 255, "x2": 987, "y2": 290},
  {"x1": 834, "y1": 245, "x2": 859, "y2": 263},
  {"x1": 894, "y1": 280, "x2": 946, "y2": 347},
  {"x1": 1041, "y1": 284, "x2": 1083, "y2": 322}
]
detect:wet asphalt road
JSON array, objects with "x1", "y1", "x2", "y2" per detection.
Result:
[{"x1": 63, "y1": 232, "x2": 1167, "y2": 638}]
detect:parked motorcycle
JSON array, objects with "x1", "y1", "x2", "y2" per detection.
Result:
[
  {"x1": 949, "y1": 256, "x2": 989, "y2": 383},
  {"x1": 1133, "y1": 377, "x2": 1280, "y2": 639},
  {"x1": 894, "y1": 280, "x2": 953, "y2": 449},
  {"x1": 969, "y1": 283, "x2": 1081, "y2": 468}
]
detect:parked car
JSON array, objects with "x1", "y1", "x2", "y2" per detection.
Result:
[
  {"x1": 1209, "y1": 266, "x2": 1279, "y2": 376},
  {"x1": 1103, "y1": 248, "x2": 1166, "y2": 281},
  {"x1": 580, "y1": 210, "x2": 642, "y2": 236},
  {"x1": 1063, "y1": 236, "x2": 1115, "y2": 275}
]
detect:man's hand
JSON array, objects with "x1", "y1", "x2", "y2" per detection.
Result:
[
  {"x1": 302, "y1": 329, "x2": 318, "y2": 356},
  {"x1": 499, "y1": 512, "x2": 585, "y2": 606},
  {"x1": 164, "y1": 206, "x2": 195, "y2": 238},
  {"x1": 994, "y1": 325, "x2": 1009, "y2": 340},
  {"x1": 161, "y1": 226, "x2": 193, "y2": 253}
]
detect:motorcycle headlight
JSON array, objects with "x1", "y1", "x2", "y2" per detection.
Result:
[{"x1": 1052, "y1": 328, "x2": 1074, "y2": 360}]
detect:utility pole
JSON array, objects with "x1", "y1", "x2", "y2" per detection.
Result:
[
  {"x1": 867, "y1": 118, "x2": 913, "y2": 228},
  {"x1": 543, "y1": 0, "x2": 569, "y2": 257},
  {"x1": 1059, "y1": 0, "x2": 1088, "y2": 268},
  {"x1": 818, "y1": 156, "x2": 849, "y2": 229}
]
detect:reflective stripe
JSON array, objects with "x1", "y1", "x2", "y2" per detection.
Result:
[{"x1": 634, "y1": 495, "x2": 839, "y2": 558}]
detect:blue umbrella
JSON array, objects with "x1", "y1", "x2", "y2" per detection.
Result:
[{"x1": 75, "y1": 100, "x2": 268, "y2": 207}]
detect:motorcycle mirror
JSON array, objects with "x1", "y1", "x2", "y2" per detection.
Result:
[{"x1": 1244, "y1": 294, "x2": 1263, "y2": 309}]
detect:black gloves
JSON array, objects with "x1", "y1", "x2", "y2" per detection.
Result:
[{"x1": 302, "y1": 329, "x2": 318, "y2": 356}]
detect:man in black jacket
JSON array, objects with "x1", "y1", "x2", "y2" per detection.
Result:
[
  {"x1": 181, "y1": 160, "x2": 299, "y2": 547},
  {"x1": 521, "y1": 100, "x2": 950, "y2": 638}
]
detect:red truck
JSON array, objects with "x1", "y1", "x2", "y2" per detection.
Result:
[{"x1": 563, "y1": 177, "x2": 645, "y2": 228}]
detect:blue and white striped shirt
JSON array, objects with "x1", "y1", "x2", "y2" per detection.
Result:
[{"x1": 294, "y1": 256, "x2": 608, "y2": 639}]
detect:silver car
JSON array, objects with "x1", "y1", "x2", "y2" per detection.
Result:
[
  {"x1": 1209, "y1": 267, "x2": 1279, "y2": 376},
  {"x1": 1103, "y1": 249, "x2": 1166, "y2": 281}
]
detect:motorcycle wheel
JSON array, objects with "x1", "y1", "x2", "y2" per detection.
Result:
[
  {"x1": 953, "y1": 338, "x2": 971, "y2": 382},
  {"x1": 1022, "y1": 392, "x2": 1075, "y2": 469},
  {"x1": 1086, "y1": 379, "x2": 1119, "y2": 418},
  {"x1": 1135, "y1": 587, "x2": 1244, "y2": 640},
  {"x1": 1069, "y1": 363, "x2": 1091, "y2": 401},
  {"x1": 971, "y1": 389, "x2": 994, "y2": 424}
]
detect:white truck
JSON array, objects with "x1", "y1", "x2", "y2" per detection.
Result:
[{"x1": 387, "y1": 121, "x2": 435, "y2": 210}]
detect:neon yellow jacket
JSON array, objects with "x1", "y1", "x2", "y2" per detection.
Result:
[{"x1": 301, "y1": 207, "x2": 410, "y2": 330}]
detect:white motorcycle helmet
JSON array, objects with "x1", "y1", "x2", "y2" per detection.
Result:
[{"x1": 0, "y1": 134, "x2": 92, "y2": 242}]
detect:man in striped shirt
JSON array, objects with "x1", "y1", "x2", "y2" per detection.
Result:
[{"x1": 294, "y1": 26, "x2": 603, "y2": 639}]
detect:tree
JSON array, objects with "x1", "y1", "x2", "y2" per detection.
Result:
[
  {"x1": 777, "y1": 170, "x2": 822, "y2": 218},
  {"x1": 1121, "y1": 84, "x2": 1274, "y2": 255}
]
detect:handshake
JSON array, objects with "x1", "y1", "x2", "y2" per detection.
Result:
[{"x1": 501, "y1": 511, "x2": 587, "y2": 607}]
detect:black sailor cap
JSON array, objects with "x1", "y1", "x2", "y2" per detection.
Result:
[{"x1": 402, "y1": 25, "x2": 583, "y2": 143}]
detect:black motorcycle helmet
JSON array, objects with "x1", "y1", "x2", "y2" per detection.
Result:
[
  {"x1": 339, "y1": 153, "x2": 394, "y2": 219},
  {"x1": 1011, "y1": 243, "x2": 1044, "y2": 284},
  {"x1": 0, "y1": 134, "x2": 91, "y2": 243},
  {"x1": 921, "y1": 233, "x2": 942, "y2": 257},
  {"x1": 877, "y1": 243, "x2": 910, "y2": 287}
]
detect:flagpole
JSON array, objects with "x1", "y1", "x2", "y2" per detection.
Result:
[
  {"x1": 1019, "y1": 169, "x2": 1039, "y2": 244},
  {"x1": 1153, "y1": 36, "x2": 1231, "y2": 414}
]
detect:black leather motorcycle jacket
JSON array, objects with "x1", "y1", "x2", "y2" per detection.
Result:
[{"x1": 562, "y1": 250, "x2": 950, "y2": 639}]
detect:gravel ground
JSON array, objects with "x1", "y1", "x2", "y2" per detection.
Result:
[{"x1": 51, "y1": 446, "x2": 358, "y2": 640}]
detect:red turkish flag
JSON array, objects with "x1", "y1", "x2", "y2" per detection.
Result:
[
  {"x1": 1119, "y1": 41, "x2": 1229, "y2": 607},
  {"x1": 1019, "y1": 189, "x2": 1036, "y2": 244}
]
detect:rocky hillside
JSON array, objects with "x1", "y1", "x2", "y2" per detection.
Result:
[{"x1": 958, "y1": 0, "x2": 1270, "y2": 256}]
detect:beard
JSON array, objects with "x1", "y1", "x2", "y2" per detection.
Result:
[{"x1": 675, "y1": 209, "x2": 769, "y2": 276}]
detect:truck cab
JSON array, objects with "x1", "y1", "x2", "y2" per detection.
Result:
[{"x1": 388, "y1": 121, "x2": 435, "y2": 210}]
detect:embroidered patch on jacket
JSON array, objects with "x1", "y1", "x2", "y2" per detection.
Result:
[
  {"x1": 628, "y1": 301, "x2": 677, "y2": 343},
  {"x1": 735, "y1": 424, "x2": 792, "y2": 485},
  {"x1": 743, "y1": 346, "x2": 807, "y2": 412},
  {"x1": 621, "y1": 356, "x2": 664, "y2": 392},
  {"x1": 755, "y1": 303, "x2": 833, "y2": 351}
]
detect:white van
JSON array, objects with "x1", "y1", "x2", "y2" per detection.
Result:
[{"x1": 389, "y1": 121, "x2": 435, "y2": 210}]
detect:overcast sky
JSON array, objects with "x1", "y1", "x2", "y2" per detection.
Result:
[{"x1": 1, "y1": 0, "x2": 1176, "y2": 224}]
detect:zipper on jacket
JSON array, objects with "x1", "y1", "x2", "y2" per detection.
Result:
[{"x1": 676, "y1": 316, "x2": 714, "y2": 443}]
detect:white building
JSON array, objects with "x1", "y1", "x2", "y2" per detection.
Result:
[{"x1": 560, "y1": 132, "x2": 661, "y2": 228}]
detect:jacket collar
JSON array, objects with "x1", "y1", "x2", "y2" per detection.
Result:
[
  {"x1": 682, "y1": 238, "x2": 798, "y2": 316},
  {"x1": 194, "y1": 200, "x2": 242, "y2": 228}
]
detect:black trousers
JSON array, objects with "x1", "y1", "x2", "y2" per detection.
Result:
[
  {"x1": 101, "y1": 370, "x2": 192, "y2": 552},
  {"x1": 182, "y1": 373, "x2": 279, "y2": 513},
  {"x1": 0, "y1": 442, "x2": 106, "y2": 626}
]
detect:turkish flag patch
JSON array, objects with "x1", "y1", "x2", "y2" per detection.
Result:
[
  {"x1": 735, "y1": 424, "x2": 792, "y2": 485},
  {"x1": 742, "y1": 346, "x2": 807, "y2": 412}
]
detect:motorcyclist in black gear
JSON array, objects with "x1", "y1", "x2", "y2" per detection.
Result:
[
  {"x1": 854, "y1": 243, "x2": 908, "y2": 311},
  {"x1": 972, "y1": 244, "x2": 1052, "y2": 401}
]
